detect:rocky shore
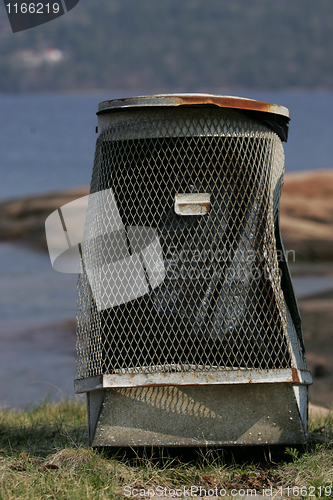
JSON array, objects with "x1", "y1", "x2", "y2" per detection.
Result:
[
  {"x1": 280, "y1": 170, "x2": 333, "y2": 261},
  {"x1": 1, "y1": 170, "x2": 333, "y2": 260},
  {"x1": 0, "y1": 186, "x2": 89, "y2": 251}
]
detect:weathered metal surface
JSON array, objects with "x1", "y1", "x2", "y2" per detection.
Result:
[
  {"x1": 90, "y1": 383, "x2": 307, "y2": 447},
  {"x1": 293, "y1": 384, "x2": 309, "y2": 437},
  {"x1": 174, "y1": 193, "x2": 210, "y2": 215},
  {"x1": 97, "y1": 93, "x2": 289, "y2": 119},
  {"x1": 292, "y1": 367, "x2": 301, "y2": 383},
  {"x1": 75, "y1": 375, "x2": 103, "y2": 394},
  {"x1": 86, "y1": 389, "x2": 105, "y2": 446},
  {"x1": 74, "y1": 368, "x2": 312, "y2": 393}
]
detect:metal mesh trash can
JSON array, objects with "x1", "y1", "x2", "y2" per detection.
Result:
[{"x1": 74, "y1": 94, "x2": 312, "y2": 447}]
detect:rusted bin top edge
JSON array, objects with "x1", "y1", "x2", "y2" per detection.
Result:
[{"x1": 97, "y1": 93, "x2": 290, "y2": 119}]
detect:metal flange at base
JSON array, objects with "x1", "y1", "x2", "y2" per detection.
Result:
[{"x1": 86, "y1": 382, "x2": 308, "y2": 447}]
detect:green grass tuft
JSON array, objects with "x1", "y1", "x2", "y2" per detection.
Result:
[{"x1": 0, "y1": 400, "x2": 332, "y2": 499}]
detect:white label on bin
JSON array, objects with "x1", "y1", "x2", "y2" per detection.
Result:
[{"x1": 174, "y1": 193, "x2": 210, "y2": 215}]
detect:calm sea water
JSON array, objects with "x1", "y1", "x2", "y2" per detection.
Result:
[
  {"x1": 0, "y1": 91, "x2": 333, "y2": 201},
  {"x1": 0, "y1": 91, "x2": 333, "y2": 407}
]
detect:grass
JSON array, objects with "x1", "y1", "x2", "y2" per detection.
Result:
[{"x1": 0, "y1": 399, "x2": 332, "y2": 499}]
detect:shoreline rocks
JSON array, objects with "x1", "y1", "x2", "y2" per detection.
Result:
[
  {"x1": 0, "y1": 186, "x2": 89, "y2": 251},
  {"x1": 280, "y1": 170, "x2": 333, "y2": 261}
]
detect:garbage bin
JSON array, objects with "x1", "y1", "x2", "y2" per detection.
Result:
[{"x1": 74, "y1": 94, "x2": 312, "y2": 447}]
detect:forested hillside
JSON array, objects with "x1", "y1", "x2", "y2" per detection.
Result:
[{"x1": 0, "y1": 0, "x2": 333, "y2": 92}]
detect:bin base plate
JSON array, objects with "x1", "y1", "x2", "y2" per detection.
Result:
[{"x1": 86, "y1": 382, "x2": 308, "y2": 447}]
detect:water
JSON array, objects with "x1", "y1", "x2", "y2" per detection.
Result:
[
  {"x1": 0, "y1": 91, "x2": 333, "y2": 201},
  {"x1": 245, "y1": 90, "x2": 333, "y2": 174},
  {"x1": 293, "y1": 275, "x2": 333, "y2": 298},
  {"x1": 0, "y1": 92, "x2": 123, "y2": 201},
  {"x1": 1, "y1": 91, "x2": 333, "y2": 407},
  {"x1": 0, "y1": 244, "x2": 77, "y2": 332},
  {"x1": 0, "y1": 243, "x2": 78, "y2": 407}
]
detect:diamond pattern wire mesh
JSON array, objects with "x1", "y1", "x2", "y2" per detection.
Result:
[{"x1": 76, "y1": 107, "x2": 292, "y2": 379}]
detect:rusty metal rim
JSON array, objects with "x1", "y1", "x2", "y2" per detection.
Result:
[
  {"x1": 97, "y1": 93, "x2": 290, "y2": 119},
  {"x1": 74, "y1": 368, "x2": 312, "y2": 393}
]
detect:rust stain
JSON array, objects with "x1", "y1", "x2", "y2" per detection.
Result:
[
  {"x1": 173, "y1": 95, "x2": 284, "y2": 115},
  {"x1": 292, "y1": 368, "x2": 300, "y2": 383},
  {"x1": 98, "y1": 94, "x2": 290, "y2": 119}
]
